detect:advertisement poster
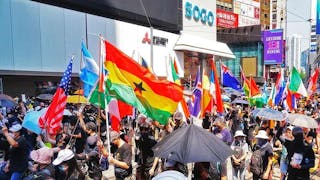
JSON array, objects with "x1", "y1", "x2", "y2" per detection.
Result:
[
  {"x1": 217, "y1": 9, "x2": 239, "y2": 28},
  {"x1": 263, "y1": 29, "x2": 283, "y2": 65}
]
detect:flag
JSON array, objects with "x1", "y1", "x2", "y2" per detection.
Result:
[
  {"x1": 211, "y1": 59, "x2": 223, "y2": 114},
  {"x1": 177, "y1": 98, "x2": 191, "y2": 121},
  {"x1": 108, "y1": 99, "x2": 133, "y2": 132},
  {"x1": 307, "y1": 68, "x2": 319, "y2": 96},
  {"x1": 173, "y1": 58, "x2": 180, "y2": 76},
  {"x1": 191, "y1": 67, "x2": 202, "y2": 118},
  {"x1": 80, "y1": 42, "x2": 99, "y2": 98},
  {"x1": 221, "y1": 62, "x2": 242, "y2": 90},
  {"x1": 105, "y1": 41, "x2": 183, "y2": 125},
  {"x1": 262, "y1": 81, "x2": 268, "y2": 104},
  {"x1": 170, "y1": 58, "x2": 181, "y2": 85},
  {"x1": 274, "y1": 69, "x2": 286, "y2": 105},
  {"x1": 289, "y1": 67, "x2": 308, "y2": 97},
  {"x1": 202, "y1": 69, "x2": 212, "y2": 116},
  {"x1": 39, "y1": 58, "x2": 73, "y2": 135},
  {"x1": 249, "y1": 77, "x2": 260, "y2": 97},
  {"x1": 89, "y1": 38, "x2": 108, "y2": 109},
  {"x1": 283, "y1": 84, "x2": 296, "y2": 111},
  {"x1": 268, "y1": 84, "x2": 276, "y2": 106},
  {"x1": 140, "y1": 56, "x2": 154, "y2": 74}
]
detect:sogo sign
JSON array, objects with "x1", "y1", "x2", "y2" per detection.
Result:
[{"x1": 185, "y1": 1, "x2": 214, "y2": 26}]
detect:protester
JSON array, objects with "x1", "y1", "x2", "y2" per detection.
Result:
[
  {"x1": 279, "y1": 126, "x2": 294, "y2": 180},
  {"x1": 284, "y1": 127, "x2": 315, "y2": 180},
  {"x1": 108, "y1": 131, "x2": 132, "y2": 179},
  {"x1": 24, "y1": 147, "x2": 55, "y2": 180},
  {"x1": 231, "y1": 130, "x2": 248, "y2": 180},
  {"x1": 250, "y1": 130, "x2": 273, "y2": 180},
  {"x1": 0, "y1": 123, "x2": 29, "y2": 180}
]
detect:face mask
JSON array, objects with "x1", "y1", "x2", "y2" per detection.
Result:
[{"x1": 257, "y1": 139, "x2": 267, "y2": 146}]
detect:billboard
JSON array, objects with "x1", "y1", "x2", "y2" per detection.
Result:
[
  {"x1": 263, "y1": 29, "x2": 283, "y2": 65},
  {"x1": 317, "y1": 0, "x2": 320, "y2": 34},
  {"x1": 216, "y1": 9, "x2": 239, "y2": 28},
  {"x1": 234, "y1": 0, "x2": 260, "y2": 27}
]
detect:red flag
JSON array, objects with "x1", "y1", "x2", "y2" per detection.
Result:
[
  {"x1": 249, "y1": 76, "x2": 260, "y2": 97},
  {"x1": 111, "y1": 116, "x2": 120, "y2": 132},
  {"x1": 211, "y1": 59, "x2": 223, "y2": 114},
  {"x1": 307, "y1": 68, "x2": 319, "y2": 96},
  {"x1": 39, "y1": 59, "x2": 73, "y2": 135},
  {"x1": 118, "y1": 100, "x2": 133, "y2": 118}
]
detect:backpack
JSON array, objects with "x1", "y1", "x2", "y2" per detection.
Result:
[
  {"x1": 231, "y1": 145, "x2": 245, "y2": 169},
  {"x1": 250, "y1": 146, "x2": 264, "y2": 176}
]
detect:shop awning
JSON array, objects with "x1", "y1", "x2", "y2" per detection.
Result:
[{"x1": 174, "y1": 33, "x2": 235, "y2": 59}]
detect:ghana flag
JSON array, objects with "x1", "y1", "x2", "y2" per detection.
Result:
[{"x1": 104, "y1": 41, "x2": 183, "y2": 124}]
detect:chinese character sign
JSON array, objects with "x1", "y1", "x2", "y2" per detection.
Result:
[
  {"x1": 263, "y1": 29, "x2": 283, "y2": 65},
  {"x1": 217, "y1": 9, "x2": 238, "y2": 28}
]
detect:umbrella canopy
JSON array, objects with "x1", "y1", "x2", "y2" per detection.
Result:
[
  {"x1": 0, "y1": 94, "x2": 17, "y2": 108},
  {"x1": 231, "y1": 99, "x2": 249, "y2": 105},
  {"x1": 222, "y1": 95, "x2": 231, "y2": 102},
  {"x1": 152, "y1": 124, "x2": 232, "y2": 164},
  {"x1": 152, "y1": 170, "x2": 187, "y2": 180},
  {"x1": 36, "y1": 94, "x2": 53, "y2": 101},
  {"x1": 67, "y1": 95, "x2": 88, "y2": 104},
  {"x1": 287, "y1": 113, "x2": 318, "y2": 128},
  {"x1": 251, "y1": 108, "x2": 287, "y2": 121}
]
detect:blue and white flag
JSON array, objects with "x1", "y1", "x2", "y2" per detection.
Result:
[{"x1": 80, "y1": 42, "x2": 99, "y2": 97}]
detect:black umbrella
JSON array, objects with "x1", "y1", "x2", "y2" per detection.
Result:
[{"x1": 152, "y1": 124, "x2": 232, "y2": 164}]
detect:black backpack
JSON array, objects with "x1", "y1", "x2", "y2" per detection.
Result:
[{"x1": 250, "y1": 146, "x2": 264, "y2": 176}]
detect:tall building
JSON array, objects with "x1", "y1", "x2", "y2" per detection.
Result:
[
  {"x1": 270, "y1": 0, "x2": 286, "y2": 31},
  {"x1": 260, "y1": 0, "x2": 270, "y2": 30},
  {"x1": 287, "y1": 34, "x2": 302, "y2": 71}
]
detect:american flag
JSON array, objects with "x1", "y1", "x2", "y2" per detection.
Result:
[{"x1": 39, "y1": 58, "x2": 73, "y2": 135}]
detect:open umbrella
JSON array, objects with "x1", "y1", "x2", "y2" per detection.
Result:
[
  {"x1": 36, "y1": 94, "x2": 53, "y2": 101},
  {"x1": 22, "y1": 109, "x2": 46, "y2": 134},
  {"x1": 152, "y1": 170, "x2": 187, "y2": 180},
  {"x1": 251, "y1": 108, "x2": 287, "y2": 121},
  {"x1": 231, "y1": 99, "x2": 249, "y2": 105},
  {"x1": 222, "y1": 95, "x2": 231, "y2": 102},
  {"x1": 67, "y1": 95, "x2": 88, "y2": 104},
  {"x1": 152, "y1": 124, "x2": 232, "y2": 164},
  {"x1": 0, "y1": 94, "x2": 17, "y2": 108},
  {"x1": 287, "y1": 113, "x2": 318, "y2": 128}
]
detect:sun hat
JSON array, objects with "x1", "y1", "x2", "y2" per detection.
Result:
[
  {"x1": 234, "y1": 130, "x2": 246, "y2": 138},
  {"x1": 52, "y1": 149, "x2": 74, "y2": 165},
  {"x1": 30, "y1": 147, "x2": 53, "y2": 165},
  {"x1": 286, "y1": 126, "x2": 294, "y2": 131},
  {"x1": 9, "y1": 123, "x2": 22, "y2": 132},
  {"x1": 110, "y1": 131, "x2": 120, "y2": 142},
  {"x1": 255, "y1": 130, "x2": 269, "y2": 139}
]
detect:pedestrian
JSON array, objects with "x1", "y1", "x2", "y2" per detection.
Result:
[
  {"x1": 108, "y1": 131, "x2": 132, "y2": 179},
  {"x1": 250, "y1": 130, "x2": 273, "y2": 180},
  {"x1": 284, "y1": 127, "x2": 315, "y2": 180},
  {"x1": 231, "y1": 130, "x2": 249, "y2": 180},
  {"x1": 0, "y1": 123, "x2": 29, "y2": 180},
  {"x1": 279, "y1": 126, "x2": 294, "y2": 180}
]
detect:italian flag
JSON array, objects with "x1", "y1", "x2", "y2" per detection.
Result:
[
  {"x1": 104, "y1": 41, "x2": 183, "y2": 124},
  {"x1": 289, "y1": 67, "x2": 308, "y2": 97}
]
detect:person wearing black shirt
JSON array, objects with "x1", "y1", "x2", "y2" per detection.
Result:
[
  {"x1": 0, "y1": 124, "x2": 29, "y2": 179},
  {"x1": 284, "y1": 127, "x2": 315, "y2": 180}
]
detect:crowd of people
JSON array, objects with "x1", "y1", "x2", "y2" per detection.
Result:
[{"x1": 0, "y1": 95, "x2": 320, "y2": 180}]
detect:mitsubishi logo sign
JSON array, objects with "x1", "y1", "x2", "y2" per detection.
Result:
[{"x1": 142, "y1": 32, "x2": 168, "y2": 47}]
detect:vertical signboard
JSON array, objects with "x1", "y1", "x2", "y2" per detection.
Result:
[
  {"x1": 263, "y1": 29, "x2": 283, "y2": 65},
  {"x1": 317, "y1": 0, "x2": 320, "y2": 34}
]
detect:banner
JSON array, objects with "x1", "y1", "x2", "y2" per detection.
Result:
[
  {"x1": 263, "y1": 29, "x2": 283, "y2": 65},
  {"x1": 317, "y1": 0, "x2": 320, "y2": 34},
  {"x1": 216, "y1": 9, "x2": 239, "y2": 28}
]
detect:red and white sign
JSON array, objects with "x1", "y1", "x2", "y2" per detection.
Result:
[{"x1": 216, "y1": 9, "x2": 239, "y2": 28}]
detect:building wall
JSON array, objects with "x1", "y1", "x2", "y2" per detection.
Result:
[
  {"x1": 260, "y1": 0, "x2": 271, "y2": 30},
  {"x1": 287, "y1": 35, "x2": 302, "y2": 71}
]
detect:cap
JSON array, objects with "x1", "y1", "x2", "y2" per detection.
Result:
[
  {"x1": 110, "y1": 131, "x2": 120, "y2": 142},
  {"x1": 86, "y1": 122, "x2": 96, "y2": 132},
  {"x1": 9, "y1": 124, "x2": 22, "y2": 132},
  {"x1": 52, "y1": 149, "x2": 74, "y2": 165},
  {"x1": 255, "y1": 130, "x2": 269, "y2": 139},
  {"x1": 234, "y1": 130, "x2": 246, "y2": 138}
]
